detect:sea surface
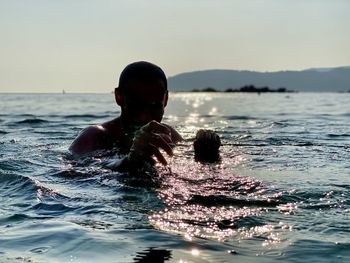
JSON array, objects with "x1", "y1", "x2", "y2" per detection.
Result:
[{"x1": 0, "y1": 92, "x2": 349, "y2": 262}]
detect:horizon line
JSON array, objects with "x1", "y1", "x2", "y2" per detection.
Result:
[
  {"x1": 169, "y1": 65, "x2": 350, "y2": 77},
  {"x1": 0, "y1": 91, "x2": 348, "y2": 94}
]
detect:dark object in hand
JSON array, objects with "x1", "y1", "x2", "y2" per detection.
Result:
[{"x1": 193, "y1": 129, "x2": 221, "y2": 163}]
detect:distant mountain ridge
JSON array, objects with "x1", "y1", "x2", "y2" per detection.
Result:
[{"x1": 168, "y1": 66, "x2": 350, "y2": 92}]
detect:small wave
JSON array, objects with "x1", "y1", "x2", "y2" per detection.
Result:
[
  {"x1": 0, "y1": 159, "x2": 41, "y2": 172},
  {"x1": 327, "y1": 133, "x2": 350, "y2": 138},
  {"x1": 0, "y1": 213, "x2": 30, "y2": 224},
  {"x1": 29, "y1": 203, "x2": 76, "y2": 215},
  {"x1": 0, "y1": 114, "x2": 35, "y2": 117},
  {"x1": 272, "y1": 121, "x2": 290, "y2": 127},
  {"x1": 188, "y1": 195, "x2": 280, "y2": 207},
  {"x1": 134, "y1": 248, "x2": 172, "y2": 263},
  {"x1": 49, "y1": 166, "x2": 111, "y2": 179},
  {"x1": 15, "y1": 118, "x2": 49, "y2": 124},
  {"x1": 279, "y1": 189, "x2": 348, "y2": 211},
  {"x1": 33, "y1": 131, "x2": 69, "y2": 136},
  {"x1": 198, "y1": 114, "x2": 216, "y2": 118},
  {"x1": 284, "y1": 239, "x2": 350, "y2": 261},
  {"x1": 72, "y1": 219, "x2": 113, "y2": 230},
  {"x1": 64, "y1": 114, "x2": 111, "y2": 119},
  {"x1": 329, "y1": 184, "x2": 350, "y2": 189},
  {"x1": 279, "y1": 190, "x2": 324, "y2": 203},
  {"x1": 0, "y1": 130, "x2": 8, "y2": 134},
  {"x1": 302, "y1": 203, "x2": 341, "y2": 210},
  {"x1": 75, "y1": 205, "x2": 110, "y2": 215},
  {"x1": 0, "y1": 173, "x2": 38, "y2": 193},
  {"x1": 224, "y1": 115, "x2": 255, "y2": 120},
  {"x1": 0, "y1": 213, "x2": 54, "y2": 225},
  {"x1": 232, "y1": 214, "x2": 266, "y2": 229},
  {"x1": 29, "y1": 246, "x2": 51, "y2": 254},
  {"x1": 20, "y1": 114, "x2": 36, "y2": 117},
  {"x1": 50, "y1": 169, "x2": 89, "y2": 178},
  {"x1": 264, "y1": 137, "x2": 315, "y2": 146},
  {"x1": 0, "y1": 173, "x2": 64, "y2": 205}
]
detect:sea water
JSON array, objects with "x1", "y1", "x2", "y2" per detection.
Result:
[{"x1": 0, "y1": 92, "x2": 349, "y2": 262}]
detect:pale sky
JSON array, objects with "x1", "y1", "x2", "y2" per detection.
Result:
[{"x1": 0, "y1": 0, "x2": 349, "y2": 93}]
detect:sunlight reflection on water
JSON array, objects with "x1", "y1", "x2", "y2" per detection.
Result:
[
  {"x1": 1, "y1": 93, "x2": 350, "y2": 262},
  {"x1": 149, "y1": 152, "x2": 290, "y2": 245}
]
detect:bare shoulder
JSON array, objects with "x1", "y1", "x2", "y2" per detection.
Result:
[{"x1": 69, "y1": 125, "x2": 110, "y2": 155}]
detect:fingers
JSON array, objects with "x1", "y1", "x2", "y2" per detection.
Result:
[
  {"x1": 141, "y1": 121, "x2": 174, "y2": 155},
  {"x1": 130, "y1": 141, "x2": 168, "y2": 166},
  {"x1": 142, "y1": 120, "x2": 171, "y2": 136},
  {"x1": 150, "y1": 133, "x2": 173, "y2": 157},
  {"x1": 134, "y1": 129, "x2": 173, "y2": 156},
  {"x1": 150, "y1": 144, "x2": 168, "y2": 165},
  {"x1": 129, "y1": 121, "x2": 175, "y2": 166}
]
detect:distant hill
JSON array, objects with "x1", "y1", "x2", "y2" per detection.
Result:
[{"x1": 168, "y1": 66, "x2": 350, "y2": 92}]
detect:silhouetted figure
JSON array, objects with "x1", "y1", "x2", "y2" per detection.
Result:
[
  {"x1": 193, "y1": 129, "x2": 221, "y2": 163},
  {"x1": 69, "y1": 61, "x2": 182, "y2": 171}
]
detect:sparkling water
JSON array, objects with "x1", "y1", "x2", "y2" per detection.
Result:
[{"x1": 0, "y1": 92, "x2": 349, "y2": 262}]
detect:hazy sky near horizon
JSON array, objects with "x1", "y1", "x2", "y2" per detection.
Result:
[{"x1": 1, "y1": 0, "x2": 349, "y2": 93}]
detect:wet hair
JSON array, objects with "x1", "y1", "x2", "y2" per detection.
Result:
[
  {"x1": 194, "y1": 129, "x2": 221, "y2": 163},
  {"x1": 118, "y1": 61, "x2": 167, "y2": 95}
]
